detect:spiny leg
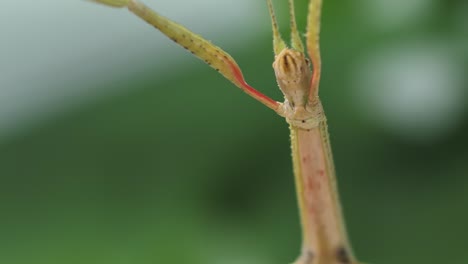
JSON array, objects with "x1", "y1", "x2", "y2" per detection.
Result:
[
  {"x1": 306, "y1": 0, "x2": 322, "y2": 99},
  {"x1": 91, "y1": 0, "x2": 129, "y2": 7},
  {"x1": 91, "y1": 0, "x2": 280, "y2": 111}
]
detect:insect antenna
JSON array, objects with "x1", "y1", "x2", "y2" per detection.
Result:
[
  {"x1": 267, "y1": 0, "x2": 287, "y2": 56},
  {"x1": 288, "y1": 0, "x2": 304, "y2": 53}
]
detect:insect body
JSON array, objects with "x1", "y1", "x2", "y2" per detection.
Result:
[{"x1": 90, "y1": 1, "x2": 363, "y2": 263}]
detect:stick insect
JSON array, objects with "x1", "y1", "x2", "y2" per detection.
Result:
[{"x1": 90, "y1": 0, "x2": 363, "y2": 263}]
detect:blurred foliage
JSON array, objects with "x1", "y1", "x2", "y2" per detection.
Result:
[{"x1": 0, "y1": 0, "x2": 467, "y2": 264}]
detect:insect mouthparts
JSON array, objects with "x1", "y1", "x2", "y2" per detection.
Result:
[
  {"x1": 273, "y1": 49, "x2": 312, "y2": 108},
  {"x1": 279, "y1": 52, "x2": 297, "y2": 73},
  {"x1": 274, "y1": 49, "x2": 304, "y2": 77}
]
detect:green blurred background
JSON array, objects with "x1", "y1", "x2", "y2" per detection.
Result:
[{"x1": 1, "y1": 0, "x2": 467, "y2": 263}]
